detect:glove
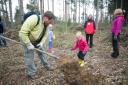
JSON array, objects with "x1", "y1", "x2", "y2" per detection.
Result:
[
  {"x1": 27, "y1": 43, "x2": 35, "y2": 50},
  {"x1": 36, "y1": 43, "x2": 43, "y2": 49}
]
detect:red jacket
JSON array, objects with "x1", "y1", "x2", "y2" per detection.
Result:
[
  {"x1": 84, "y1": 20, "x2": 96, "y2": 34},
  {"x1": 72, "y1": 38, "x2": 89, "y2": 53}
]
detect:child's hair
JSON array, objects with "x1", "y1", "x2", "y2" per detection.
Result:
[
  {"x1": 114, "y1": 8, "x2": 123, "y2": 16},
  {"x1": 76, "y1": 31, "x2": 82, "y2": 38}
]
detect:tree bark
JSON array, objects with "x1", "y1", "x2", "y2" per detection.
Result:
[
  {"x1": 9, "y1": 0, "x2": 13, "y2": 27},
  {"x1": 18, "y1": 0, "x2": 24, "y2": 23},
  {"x1": 48, "y1": 0, "x2": 49, "y2": 11},
  {"x1": 40, "y1": 0, "x2": 43, "y2": 14},
  {"x1": 52, "y1": 0, "x2": 54, "y2": 14},
  {"x1": 79, "y1": 0, "x2": 80, "y2": 23},
  {"x1": 95, "y1": 0, "x2": 99, "y2": 29},
  {"x1": 63, "y1": 0, "x2": 65, "y2": 20},
  {"x1": 65, "y1": 0, "x2": 67, "y2": 21}
]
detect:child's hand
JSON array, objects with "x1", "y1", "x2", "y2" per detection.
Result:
[{"x1": 71, "y1": 50, "x2": 77, "y2": 54}]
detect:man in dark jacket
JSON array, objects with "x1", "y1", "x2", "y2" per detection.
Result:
[
  {"x1": 0, "y1": 16, "x2": 7, "y2": 47},
  {"x1": 84, "y1": 15, "x2": 96, "y2": 48}
]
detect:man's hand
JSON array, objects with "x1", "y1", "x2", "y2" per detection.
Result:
[
  {"x1": 36, "y1": 43, "x2": 43, "y2": 49},
  {"x1": 27, "y1": 43, "x2": 35, "y2": 50}
]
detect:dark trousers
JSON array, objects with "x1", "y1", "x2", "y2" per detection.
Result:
[
  {"x1": 0, "y1": 34, "x2": 7, "y2": 46},
  {"x1": 77, "y1": 51, "x2": 86, "y2": 60},
  {"x1": 112, "y1": 33, "x2": 120, "y2": 55},
  {"x1": 86, "y1": 34, "x2": 93, "y2": 48}
]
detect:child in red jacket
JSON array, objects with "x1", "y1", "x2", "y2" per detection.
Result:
[{"x1": 71, "y1": 31, "x2": 89, "y2": 67}]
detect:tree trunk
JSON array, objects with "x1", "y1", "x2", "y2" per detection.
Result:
[
  {"x1": 42, "y1": 0, "x2": 44, "y2": 14},
  {"x1": 75, "y1": 0, "x2": 77, "y2": 22},
  {"x1": 52, "y1": 0, "x2": 54, "y2": 13},
  {"x1": 40, "y1": 0, "x2": 43, "y2": 14},
  {"x1": 95, "y1": 0, "x2": 99, "y2": 29},
  {"x1": 121, "y1": 0, "x2": 123, "y2": 8},
  {"x1": 70, "y1": 1, "x2": 72, "y2": 22},
  {"x1": 65, "y1": 0, "x2": 67, "y2": 21},
  {"x1": 48, "y1": 0, "x2": 49, "y2": 10},
  {"x1": 18, "y1": 0, "x2": 24, "y2": 23},
  {"x1": 1, "y1": 0, "x2": 6, "y2": 24},
  {"x1": 9, "y1": 0, "x2": 13, "y2": 28},
  {"x1": 63, "y1": 0, "x2": 65, "y2": 20},
  {"x1": 79, "y1": 0, "x2": 80, "y2": 23}
]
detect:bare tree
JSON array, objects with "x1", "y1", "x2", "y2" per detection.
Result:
[
  {"x1": 9, "y1": 0, "x2": 13, "y2": 27},
  {"x1": 40, "y1": 0, "x2": 43, "y2": 14},
  {"x1": 52, "y1": 0, "x2": 54, "y2": 13},
  {"x1": 42, "y1": 0, "x2": 44, "y2": 14},
  {"x1": 78, "y1": 0, "x2": 80, "y2": 23},
  {"x1": 0, "y1": 0, "x2": 9, "y2": 27},
  {"x1": 63, "y1": 0, "x2": 65, "y2": 20},
  {"x1": 39, "y1": 0, "x2": 44, "y2": 14},
  {"x1": 48, "y1": 0, "x2": 49, "y2": 10},
  {"x1": 72, "y1": 0, "x2": 77, "y2": 22},
  {"x1": 94, "y1": 0, "x2": 99, "y2": 29},
  {"x1": 18, "y1": 0, "x2": 24, "y2": 23},
  {"x1": 65, "y1": 0, "x2": 67, "y2": 21}
]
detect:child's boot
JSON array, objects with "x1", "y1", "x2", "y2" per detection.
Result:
[
  {"x1": 78, "y1": 59, "x2": 82, "y2": 64},
  {"x1": 80, "y1": 60, "x2": 87, "y2": 67}
]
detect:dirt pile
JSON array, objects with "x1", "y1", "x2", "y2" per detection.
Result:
[{"x1": 60, "y1": 61, "x2": 105, "y2": 85}]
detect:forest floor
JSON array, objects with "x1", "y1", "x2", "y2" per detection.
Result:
[{"x1": 0, "y1": 25, "x2": 128, "y2": 85}]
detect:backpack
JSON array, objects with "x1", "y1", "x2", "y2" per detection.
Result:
[{"x1": 22, "y1": 11, "x2": 40, "y2": 27}]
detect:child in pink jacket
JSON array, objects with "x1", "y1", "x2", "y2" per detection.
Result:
[{"x1": 71, "y1": 31, "x2": 89, "y2": 67}]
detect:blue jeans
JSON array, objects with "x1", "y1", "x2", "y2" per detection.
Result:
[
  {"x1": 48, "y1": 41, "x2": 53, "y2": 49},
  {"x1": 23, "y1": 45, "x2": 49, "y2": 76}
]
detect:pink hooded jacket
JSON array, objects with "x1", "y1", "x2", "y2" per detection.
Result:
[{"x1": 111, "y1": 15, "x2": 125, "y2": 36}]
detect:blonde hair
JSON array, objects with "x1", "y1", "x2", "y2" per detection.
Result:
[
  {"x1": 76, "y1": 31, "x2": 82, "y2": 38},
  {"x1": 114, "y1": 8, "x2": 123, "y2": 16}
]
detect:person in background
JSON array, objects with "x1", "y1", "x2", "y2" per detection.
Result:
[
  {"x1": 71, "y1": 31, "x2": 89, "y2": 67},
  {"x1": 111, "y1": 8, "x2": 125, "y2": 58},
  {"x1": 19, "y1": 11, "x2": 55, "y2": 79},
  {"x1": 47, "y1": 24, "x2": 55, "y2": 53},
  {"x1": 0, "y1": 16, "x2": 7, "y2": 47},
  {"x1": 123, "y1": 10, "x2": 127, "y2": 26},
  {"x1": 84, "y1": 15, "x2": 96, "y2": 48}
]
